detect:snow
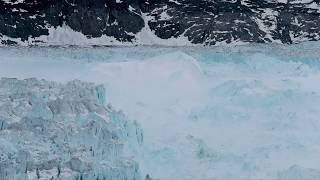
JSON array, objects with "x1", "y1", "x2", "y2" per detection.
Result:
[
  {"x1": 1, "y1": 42, "x2": 320, "y2": 179},
  {"x1": 36, "y1": 25, "x2": 133, "y2": 47},
  {"x1": 277, "y1": 0, "x2": 288, "y2": 3},
  {"x1": 1, "y1": 0, "x2": 24, "y2": 5}
]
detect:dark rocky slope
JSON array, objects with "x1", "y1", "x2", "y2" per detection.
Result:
[{"x1": 1, "y1": 0, "x2": 320, "y2": 45}]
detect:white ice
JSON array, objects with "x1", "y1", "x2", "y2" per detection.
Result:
[{"x1": 1, "y1": 43, "x2": 320, "y2": 179}]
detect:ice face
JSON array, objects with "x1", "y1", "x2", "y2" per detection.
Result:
[
  {"x1": 1, "y1": 42, "x2": 320, "y2": 179},
  {"x1": 0, "y1": 78, "x2": 143, "y2": 180}
]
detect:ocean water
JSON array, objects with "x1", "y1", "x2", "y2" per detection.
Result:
[{"x1": 1, "y1": 42, "x2": 320, "y2": 179}]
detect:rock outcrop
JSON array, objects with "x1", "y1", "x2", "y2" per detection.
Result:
[{"x1": 1, "y1": 0, "x2": 320, "y2": 46}]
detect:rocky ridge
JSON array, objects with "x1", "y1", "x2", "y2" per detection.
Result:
[{"x1": 1, "y1": 0, "x2": 320, "y2": 46}]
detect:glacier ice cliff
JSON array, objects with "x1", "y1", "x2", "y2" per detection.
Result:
[{"x1": 0, "y1": 78, "x2": 143, "y2": 180}]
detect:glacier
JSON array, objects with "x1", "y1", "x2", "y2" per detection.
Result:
[
  {"x1": 0, "y1": 78, "x2": 143, "y2": 180},
  {"x1": 1, "y1": 42, "x2": 320, "y2": 179}
]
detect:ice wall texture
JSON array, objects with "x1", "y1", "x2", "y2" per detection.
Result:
[
  {"x1": 1, "y1": 0, "x2": 320, "y2": 46},
  {"x1": 0, "y1": 78, "x2": 143, "y2": 180}
]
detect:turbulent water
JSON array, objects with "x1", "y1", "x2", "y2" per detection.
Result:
[{"x1": 1, "y1": 42, "x2": 320, "y2": 179}]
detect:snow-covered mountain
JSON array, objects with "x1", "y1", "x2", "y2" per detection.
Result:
[
  {"x1": 0, "y1": 78, "x2": 143, "y2": 180},
  {"x1": 1, "y1": 0, "x2": 320, "y2": 46}
]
